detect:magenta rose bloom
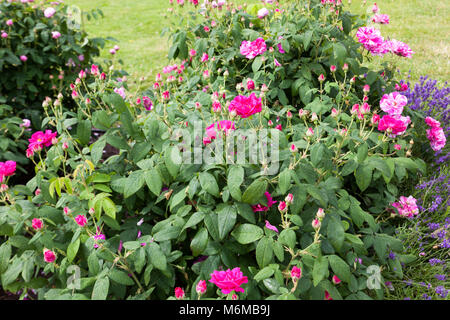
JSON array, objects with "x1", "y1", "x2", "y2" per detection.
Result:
[
  {"x1": 426, "y1": 126, "x2": 446, "y2": 151},
  {"x1": 378, "y1": 114, "x2": 410, "y2": 137},
  {"x1": 240, "y1": 38, "x2": 267, "y2": 59},
  {"x1": 228, "y1": 93, "x2": 262, "y2": 118},
  {"x1": 386, "y1": 39, "x2": 414, "y2": 58},
  {"x1": 0, "y1": 160, "x2": 16, "y2": 182},
  {"x1": 251, "y1": 191, "x2": 277, "y2": 212},
  {"x1": 44, "y1": 250, "x2": 56, "y2": 263},
  {"x1": 209, "y1": 267, "x2": 248, "y2": 294}
]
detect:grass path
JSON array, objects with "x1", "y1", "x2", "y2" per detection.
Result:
[{"x1": 67, "y1": 0, "x2": 448, "y2": 86}]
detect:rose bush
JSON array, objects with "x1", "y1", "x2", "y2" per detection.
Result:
[{"x1": 0, "y1": 0, "x2": 439, "y2": 300}]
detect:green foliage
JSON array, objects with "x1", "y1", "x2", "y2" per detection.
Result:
[{"x1": 0, "y1": 0, "x2": 429, "y2": 300}]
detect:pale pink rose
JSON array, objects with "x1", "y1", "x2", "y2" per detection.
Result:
[
  {"x1": 380, "y1": 92, "x2": 408, "y2": 115},
  {"x1": 371, "y1": 14, "x2": 389, "y2": 24},
  {"x1": 392, "y1": 196, "x2": 419, "y2": 218},
  {"x1": 240, "y1": 38, "x2": 267, "y2": 59},
  {"x1": 51, "y1": 31, "x2": 61, "y2": 39},
  {"x1": 44, "y1": 7, "x2": 56, "y2": 18}
]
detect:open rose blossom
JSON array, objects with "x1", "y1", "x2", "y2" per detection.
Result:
[
  {"x1": 228, "y1": 93, "x2": 262, "y2": 118},
  {"x1": 378, "y1": 115, "x2": 410, "y2": 137},
  {"x1": 0, "y1": 161, "x2": 16, "y2": 182},
  {"x1": 356, "y1": 27, "x2": 386, "y2": 56},
  {"x1": 75, "y1": 215, "x2": 88, "y2": 227},
  {"x1": 385, "y1": 39, "x2": 414, "y2": 58},
  {"x1": 251, "y1": 191, "x2": 277, "y2": 212},
  {"x1": 425, "y1": 116, "x2": 446, "y2": 151},
  {"x1": 392, "y1": 196, "x2": 419, "y2": 218},
  {"x1": 380, "y1": 92, "x2": 408, "y2": 115},
  {"x1": 26, "y1": 130, "x2": 58, "y2": 157},
  {"x1": 291, "y1": 266, "x2": 302, "y2": 280},
  {"x1": 44, "y1": 250, "x2": 56, "y2": 263},
  {"x1": 240, "y1": 38, "x2": 267, "y2": 59},
  {"x1": 32, "y1": 218, "x2": 43, "y2": 230},
  {"x1": 209, "y1": 267, "x2": 248, "y2": 294},
  {"x1": 371, "y1": 14, "x2": 389, "y2": 24}
]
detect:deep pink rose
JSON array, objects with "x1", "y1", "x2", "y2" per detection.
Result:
[
  {"x1": 209, "y1": 267, "x2": 248, "y2": 294},
  {"x1": 228, "y1": 93, "x2": 262, "y2": 118},
  {"x1": 240, "y1": 38, "x2": 267, "y2": 59}
]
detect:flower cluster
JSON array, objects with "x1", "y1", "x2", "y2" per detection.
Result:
[
  {"x1": 356, "y1": 26, "x2": 414, "y2": 58},
  {"x1": 377, "y1": 91, "x2": 411, "y2": 137},
  {"x1": 392, "y1": 196, "x2": 419, "y2": 218},
  {"x1": 26, "y1": 130, "x2": 58, "y2": 158},
  {"x1": 203, "y1": 120, "x2": 236, "y2": 145},
  {"x1": 239, "y1": 38, "x2": 267, "y2": 59}
]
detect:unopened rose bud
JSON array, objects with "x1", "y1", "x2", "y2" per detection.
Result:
[
  {"x1": 278, "y1": 201, "x2": 287, "y2": 213},
  {"x1": 331, "y1": 108, "x2": 339, "y2": 117},
  {"x1": 286, "y1": 110, "x2": 293, "y2": 119},
  {"x1": 285, "y1": 193, "x2": 294, "y2": 203},
  {"x1": 312, "y1": 218, "x2": 321, "y2": 229},
  {"x1": 0, "y1": 184, "x2": 8, "y2": 192},
  {"x1": 330, "y1": 65, "x2": 336, "y2": 73},
  {"x1": 89, "y1": 208, "x2": 95, "y2": 215},
  {"x1": 318, "y1": 74, "x2": 325, "y2": 82},
  {"x1": 342, "y1": 63, "x2": 349, "y2": 71},
  {"x1": 311, "y1": 112, "x2": 318, "y2": 122},
  {"x1": 363, "y1": 85, "x2": 370, "y2": 93},
  {"x1": 316, "y1": 208, "x2": 325, "y2": 219},
  {"x1": 290, "y1": 143, "x2": 297, "y2": 153}
]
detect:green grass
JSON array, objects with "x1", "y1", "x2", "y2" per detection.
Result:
[{"x1": 68, "y1": 0, "x2": 449, "y2": 86}]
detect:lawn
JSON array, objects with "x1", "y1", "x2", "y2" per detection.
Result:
[{"x1": 67, "y1": 0, "x2": 449, "y2": 86}]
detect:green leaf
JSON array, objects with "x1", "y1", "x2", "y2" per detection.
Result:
[
  {"x1": 355, "y1": 164, "x2": 372, "y2": 192},
  {"x1": 327, "y1": 216, "x2": 345, "y2": 251},
  {"x1": 310, "y1": 143, "x2": 325, "y2": 167},
  {"x1": 169, "y1": 187, "x2": 187, "y2": 211},
  {"x1": 199, "y1": 172, "x2": 220, "y2": 197},
  {"x1": 341, "y1": 160, "x2": 358, "y2": 176},
  {"x1": 328, "y1": 255, "x2": 351, "y2": 283},
  {"x1": 77, "y1": 119, "x2": 92, "y2": 145},
  {"x1": 252, "y1": 56, "x2": 263, "y2": 73},
  {"x1": 91, "y1": 138, "x2": 106, "y2": 164},
  {"x1": 254, "y1": 266, "x2": 275, "y2": 282},
  {"x1": 218, "y1": 205, "x2": 237, "y2": 240},
  {"x1": 235, "y1": 203, "x2": 256, "y2": 224},
  {"x1": 256, "y1": 237, "x2": 274, "y2": 268},
  {"x1": 67, "y1": 238, "x2": 80, "y2": 263},
  {"x1": 153, "y1": 226, "x2": 180, "y2": 242},
  {"x1": 312, "y1": 256, "x2": 329, "y2": 286},
  {"x1": 165, "y1": 146, "x2": 181, "y2": 178},
  {"x1": 228, "y1": 166, "x2": 244, "y2": 201},
  {"x1": 278, "y1": 169, "x2": 291, "y2": 194},
  {"x1": 146, "y1": 243, "x2": 167, "y2": 271},
  {"x1": 144, "y1": 169, "x2": 162, "y2": 196},
  {"x1": 279, "y1": 229, "x2": 296, "y2": 249},
  {"x1": 102, "y1": 198, "x2": 117, "y2": 219},
  {"x1": 109, "y1": 269, "x2": 135, "y2": 286},
  {"x1": 190, "y1": 228, "x2": 208, "y2": 256},
  {"x1": 242, "y1": 178, "x2": 267, "y2": 205},
  {"x1": 1, "y1": 259, "x2": 22, "y2": 287},
  {"x1": 356, "y1": 143, "x2": 368, "y2": 163},
  {"x1": 307, "y1": 185, "x2": 327, "y2": 207},
  {"x1": 231, "y1": 224, "x2": 264, "y2": 244},
  {"x1": 131, "y1": 142, "x2": 152, "y2": 163},
  {"x1": 0, "y1": 242, "x2": 12, "y2": 273},
  {"x1": 124, "y1": 171, "x2": 145, "y2": 198},
  {"x1": 92, "y1": 277, "x2": 109, "y2": 300}
]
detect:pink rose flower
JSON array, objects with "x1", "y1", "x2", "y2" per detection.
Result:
[
  {"x1": 0, "y1": 160, "x2": 16, "y2": 182},
  {"x1": 426, "y1": 126, "x2": 446, "y2": 151},
  {"x1": 425, "y1": 116, "x2": 441, "y2": 128},
  {"x1": 392, "y1": 196, "x2": 419, "y2": 218},
  {"x1": 385, "y1": 39, "x2": 414, "y2": 58},
  {"x1": 257, "y1": 8, "x2": 269, "y2": 19},
  {"x1": 380, "y1": 91, "x2": 408, "y2": 115},
  {"x1": 371, "y1": 14, "x2": 389, "y2": 24},
  {"x1": 51, "y1": 31, "x2": 61, "y2": 39},
  {"x1": 228, "y1": 93, "x2": 262, "y2": 118},
  {"x1": 32, "y1": 218, "x2": 43, "y2": 230},
  {"x1": 240, "y1": 38, "x2": 267, "y2": 59},
  {"x1": 174, "y1": 287, "x2": 185, "y2": 299},
  {"x1": 332, "y1": 275, "x2": 342, "y2": 285},
  {"x1": 291, "y1": 266, "x2": 302, "y2": 280},
  {"x1": 209, "y1": 267, "x2": 248, "y2": 294},
  {"x1": 378, "y1": 115, "x2": 410, "y2": 137},
  {"x1": 196, "y1": 280, "x2": 207, "y2": 294},
  {"x1": 44, "y1": 250, "x2": 56, "y2": 263},
  {"x1": 75, "y1": 214, "x2": 88, "y2": 227},
  {"x1": 44, "y1": 7, "x2": 56, "y2": 18},
  {"x1": 251, "y1": 191, "x2": 277, "y2": 212}
]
